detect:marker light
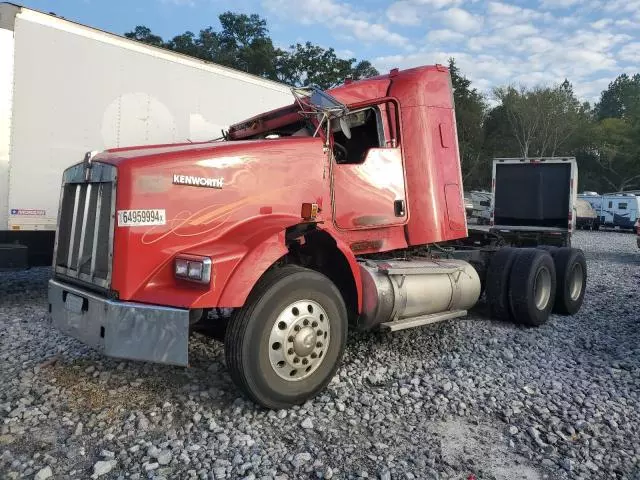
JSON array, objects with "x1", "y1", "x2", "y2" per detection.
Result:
[
  {"x1": 175, "y1": 259, "x2": 189, "y2": 277},
  {"x1": 174, "y1": 256, "x2": 212, "y2": 284}
]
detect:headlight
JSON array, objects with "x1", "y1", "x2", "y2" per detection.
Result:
[{"x1": 174, "y1": 255, "x2": 212, "y2": 284}]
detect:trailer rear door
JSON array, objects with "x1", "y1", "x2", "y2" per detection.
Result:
[{"x1": 492, "y1": 158, "x2": 577, "y2": 231}]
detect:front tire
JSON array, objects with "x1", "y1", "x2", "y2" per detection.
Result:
[{"x1": 225, "y1": 265, "x2": 347, "y2": 409}]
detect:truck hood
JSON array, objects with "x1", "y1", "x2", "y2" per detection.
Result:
[
  {"x1": 94, "y1": 138, "x2": 301, "y2": 166},
  {"x1": 98, "y1": 135, "x2": 328, "y2": 303}
]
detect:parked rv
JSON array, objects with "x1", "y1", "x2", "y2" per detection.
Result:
[
  {"x1": 0, "y1": 4, "x2": 292, "y2": 270},
  {"x1": 578, "y1": 192, "x2": 640, "y2": 231},
  {"x1": 470, "y1": 190, "x2": 492, "y2": 225},
  {"x1": 464, "y1": 195, "x2": 474, "y2": 218},
  {"x1": 575, "y1": 198, "x2": 599, "y2": 230}
]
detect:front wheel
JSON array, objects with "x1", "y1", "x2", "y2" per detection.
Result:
[{"x1": 225, "y1": 265, "x2": 347, "y2": 409}]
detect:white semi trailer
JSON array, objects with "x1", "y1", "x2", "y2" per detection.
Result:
[{"x1": 0, "y1": 3, "x2": 292, "y2": 269}]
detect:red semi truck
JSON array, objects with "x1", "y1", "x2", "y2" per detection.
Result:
[{"x1": 48, "y1": 65, "x2": 587, "y2": 408}]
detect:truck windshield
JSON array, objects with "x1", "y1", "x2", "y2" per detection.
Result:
[{"x1": 292, "y1": 85, "x2": 349, "y2": 118}]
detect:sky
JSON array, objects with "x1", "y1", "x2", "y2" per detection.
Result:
[{"x1": 16, "y1": 0, "x2": 640, "y2": 103}]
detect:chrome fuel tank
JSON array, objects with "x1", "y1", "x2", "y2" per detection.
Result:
[{"x1": 358, "y1": 259, "x2": 481, "y2": 330}]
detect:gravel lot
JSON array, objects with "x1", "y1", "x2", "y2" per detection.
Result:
[{"x1": 1, "y1": 231, "x2": 639, "y2": 480}]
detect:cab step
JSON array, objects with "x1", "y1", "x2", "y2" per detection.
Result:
[{"x1": 380, "y1": 310, "x2": 467, "y2": 332}]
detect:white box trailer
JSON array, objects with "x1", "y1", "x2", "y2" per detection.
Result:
[
  {"x1": 489, "y1": 157, "x2": 578, "y2": 247},
  {"x1": 0, "y1": 3, "x2": 293, "y2": 268}
]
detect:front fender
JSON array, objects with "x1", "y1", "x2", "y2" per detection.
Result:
[
  {"x1": 330, "y1": 233, "x2": 363, "y2": 313},
  {"x1": 130, "y1": 215, "x2": 293, "y2": 309},
  {"x1": 215, "y1": 230, "x2": 288, "y2": 307},
  {"x1": 213, "y1": 226, "x2": 363, "y2": 313}
]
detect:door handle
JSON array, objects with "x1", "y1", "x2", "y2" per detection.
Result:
[{"x1": 394, "y1": 199, "x2": 405, "y2": 217}]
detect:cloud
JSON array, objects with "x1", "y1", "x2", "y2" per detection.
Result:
[
  {"x1": 442, "y1": 7, "x2": 483, "y2": 32},
  {"x1": 386, "y1": 0, "x2": 465, "y2": 26},
  {"x1": 426, "y1": 29, "x2": 465, "y2": 43},
  {"x1": 615, "y1": 19, "x2": 640, "y2": 30},
  {"x1": 339, "y1": 18, "x2": 409, "y2": 47},
  {"x1": 263, "y1": 0, "x2": 409, "y2": 47},
  {"x1": 619, "y1": 42, "x2": 640, "y2": 63},
  {"x1": 590, "y1": 18, "x2": 613, "y2": 30},
  {"x1": 386, "y1": 1, "x2": 422, "y2": 26},
  {"x1": 539, "y1": 0, "x2": 584, "y2": 8},
  {"x1": 264, "y1": 0, "x2": 636, "y2": 103},
  {"x1": 160, "y1": 0, "x2": 196, "y2": 5},
  {"x1": 487, "y1": 1, "x2": 548, "y2": 21}
]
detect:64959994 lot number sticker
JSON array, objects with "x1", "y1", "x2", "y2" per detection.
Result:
[{"x1": 117, "y1": 209, "x2": 166, "y2": 227}]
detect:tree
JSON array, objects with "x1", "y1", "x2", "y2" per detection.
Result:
[
  {"x1": 124, "y1": 26, "x2": 164, "y2": 47},
  {"x1": 595, "y1": 74, "x2": 640, "y2": 121},
  {"x1": 166, "y1": 31, "x2": 202, "y2": 59},
  {"x1": 592, "y1": 118, "x2": 640, "y2": 191},
  {"x1": 276, "y1": 42, "x2": 350, "y2": 89},
  {"x1": 492, "y1": 82, "x2": 587, "y2": 158},
  {"x1": 351, "y1": 61, "x2": 379, "y2": 81},
  {"x1": 448, "y1": 58, "x2": 487, "y2": 187},
  {"x1": 214, "y1": 12, "x2": 278, "y2": 77},
  {"x1": 124, "y1": 14, "x2": 377, "y2": 87}
]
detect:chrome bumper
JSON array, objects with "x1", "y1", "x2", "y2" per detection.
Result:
[{"x1": 48, "y1": 279, "x2": 189, "y2": 366}]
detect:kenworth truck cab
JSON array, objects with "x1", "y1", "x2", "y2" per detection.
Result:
[{"x1": 48, "y1": 66, "x2": 588, "y2": 408}]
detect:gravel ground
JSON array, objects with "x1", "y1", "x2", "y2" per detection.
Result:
[{"x1": 1, "y1": 231, "x2": 639, "y2": 480}]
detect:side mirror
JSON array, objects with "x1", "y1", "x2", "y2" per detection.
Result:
[{"x1": 339, "y1": 117, "x2": 352, "y2": 140}]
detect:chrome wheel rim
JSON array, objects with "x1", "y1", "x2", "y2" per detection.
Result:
[
  {"x1": 534, "y1": 266, "x2": 552, "y2": 310},
  {"x1": 268, "y1": 300, "x2": 330, "y2": 381},
  {"x1": 569, "y1": 263, "x2": 584, "y2": 301}
]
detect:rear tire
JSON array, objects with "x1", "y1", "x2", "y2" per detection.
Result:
[
  {"x1": 508, "y1": 249, "x2": 556, "y2": 326},
  {"x1": 224, "y1": 265, "x2": 347, "y2": 409},
  {"x1": 552, "y1": 248, "x2": 587, "y2": 315},
  {"x1": 538, "y1": 245, "x2": 558, "y2": 257},
  {"x1": 486, "y1": 247, "x2": 518, "y2": 321}
]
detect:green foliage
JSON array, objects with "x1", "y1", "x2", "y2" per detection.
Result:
[
  {"x1": 595, "y1": 74, "x2": 640, "y2": 121},
  {"x1": 123, "y1": 12, "x2": 377, "y2": 87},
  {"x1": 449, "y1": 58, "x2": 488, "y2": 188}
]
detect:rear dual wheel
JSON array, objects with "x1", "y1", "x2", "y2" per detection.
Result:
[
  {"x1": 487, "y1": 248, "x2": 556, "y2": 326},
  {"x1": 225, "y1": 265, "x2": 347, "y2": 409},
  {"x1": 508, "y1": 249, "x2": 556, "y2": 326},
  {"x1": 487, "y1": 247, "x2": 586, "y2": 326},
  {"x1": 537, "y1": 246, "x2": 587, "y2": 315}
]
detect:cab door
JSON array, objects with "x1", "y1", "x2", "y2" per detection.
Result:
[{"x1": 331, "y1": 101, "x2": 407, "y2": 230}]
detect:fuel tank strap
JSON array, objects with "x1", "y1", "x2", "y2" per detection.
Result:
[{"x1": 372, "y1": 259, "x2": 463, "y2": 276}]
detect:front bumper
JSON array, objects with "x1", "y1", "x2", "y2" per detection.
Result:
[{"x1": 48, "y1": 279, "x2": 189, "y2": 366}]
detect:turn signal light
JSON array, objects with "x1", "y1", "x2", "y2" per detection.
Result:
[
  {"x1": 301, "y1": 202, "x2": 319, "y2": 221},
  {"x1": 175, "y1": 256, "x2": 212, "y2": 284}
]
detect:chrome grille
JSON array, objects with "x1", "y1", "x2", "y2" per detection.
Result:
[{"x1": 54, "y1": 162, "x2": 116, "y2": 289}]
